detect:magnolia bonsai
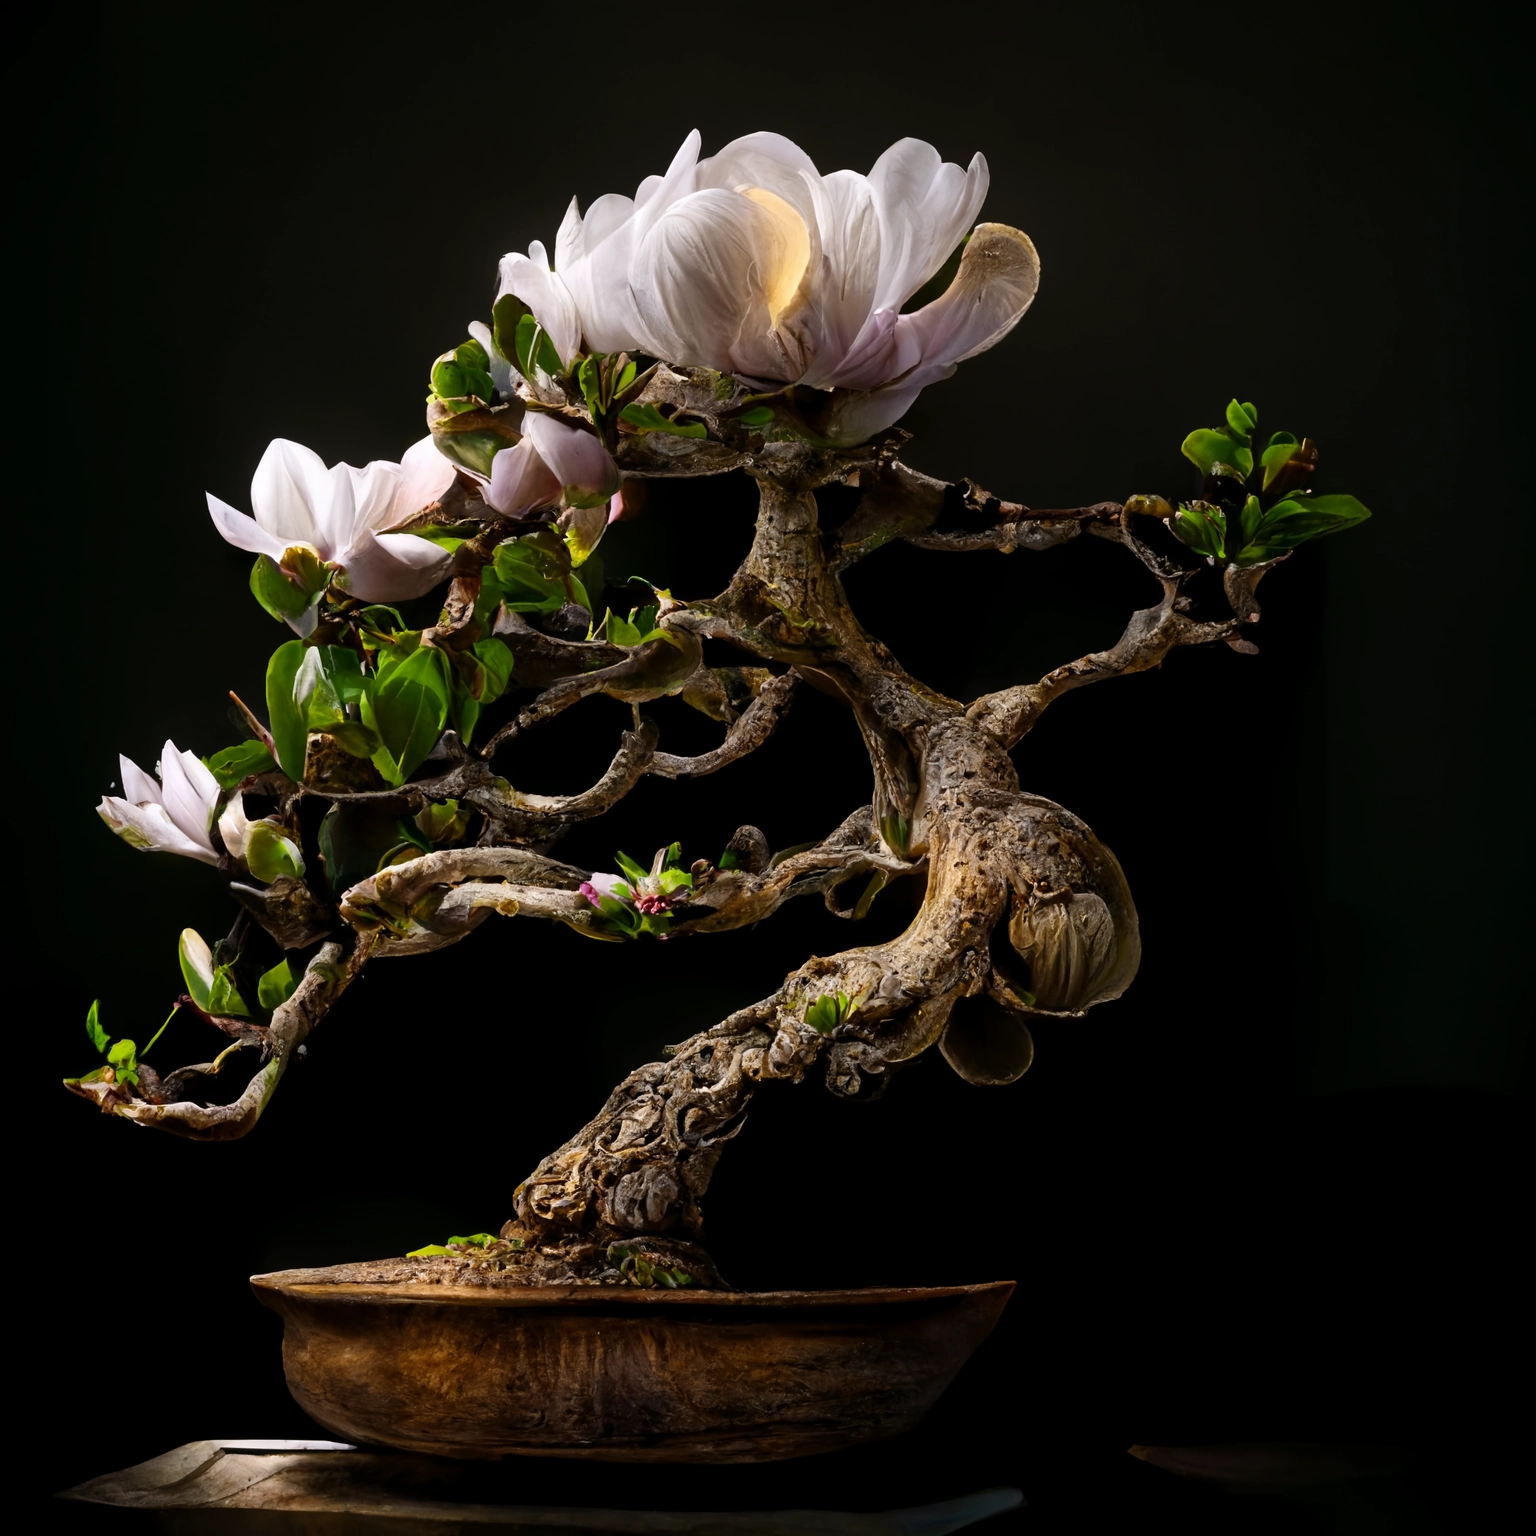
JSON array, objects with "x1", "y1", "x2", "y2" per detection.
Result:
[{"x1": 69, "y1": 132, "x2": 1368, "y2": 1290}]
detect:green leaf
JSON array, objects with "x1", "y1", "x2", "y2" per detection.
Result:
[
  {"x1": 295, "y1": 644, "x2": 368, "y2": 735},
  {"x1": 492, "y1": 294, "x2": 530, "y2": 370},
  {"x1": 1225, "y1": 398, "x2": 1258, "y2": 439},
  {"x1": 513, "y1": 313, "x2": 563, "y2": 377},
  {"x1": 179, "y1": 928, "x2": 216, "y2": 1011},
  {"x1": 1260, "y1": 439, "x2": 1302, "y2": 490},
  {"x1": 361, "y1": 644, "x2": 450, "y2": 786},
  {"x1": 879, "y1": 815, "x2": 910, "y2": 856},
  {"x1": 735, "y1": 405, "x2": 775, "y2": 427},
  {"x1": 406, "y1": 1244, "x2": 452, "y2": 1258},
  {"x1": 416, "y1": 799, "x2": 469, "y2": 844},
  {"x1": 1238, "y1": 494, "x2": 1263, "y2": 545},
  {"x1": 207, "y1": 960, "x2": 249, "y2": 1018},
  {"x1": 245, "y1": 819, "x2": 306, "y2": 883},
  {"x1": 256, "y1": 958, "x2": 299, "y2": 1012},
  {"x1": 265, "y1": 640, "x2": 309, "y2": 781},
  {"x1": 1233, "y1": 493, "x2": 1372, "y2": 564},
  {"x1": 804, "y1": 996, "x2": 841, "y2": 1036},
  {"x1": 250, "y1": 555, "x2": 320, "y2": 626},
  {"x1": 492, "y1": 538, "x2": 567, "y2": 613},
  {"x1": 1172, "y1": 505, "x2": 1228, "y2": 560},
  {"x1": 1181, "y1": 427, "x2": 1254, "y2": 480},
  {"x1": 85, "y1": 999, "x2": 109, "y2": 1054},
  {"x1": 472, "y1": 639, "x2": 514, "y2": 702},
  {"x1": 108, "y1": 1038, "x2": 137, "y2": 1072},
  {"x1": 204, "y1": 739, "x2": 276, "y2": 788},
  {"x1": 606, "y1": 609, "x2": 642, "y2": 647},
  {"x1": 448, "y1": 1233, "x2": 496, "y2": 1248},
  {"x1": 320, "y1": 802, "x2": 422, "y2": 896},
  {"x1": 656, "y1": 867, "x2": 693, "y2": 895},
  {"x1": 614, "y1": 850, "x2": 650, "y2": 885},
  {"x1": 619, "y1": 402, "x2": 707, "y2": 438}
]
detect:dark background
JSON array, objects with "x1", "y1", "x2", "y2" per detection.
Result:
[{"x1": 11, "y1": 2, "x2": 1530, "y2": 1530}]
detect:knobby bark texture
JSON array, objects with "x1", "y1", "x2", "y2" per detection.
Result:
[{"x1": 76, "y1": 391, "x2": 1279, "y2": 1289}]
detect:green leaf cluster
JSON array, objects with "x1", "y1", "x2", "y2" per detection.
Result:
[
  {"x1": 70, "y1": 998, "x2": 179, "y2": 1090},
  {"x1": 487, "y1": 533, "x2": 589, "y2": 620},
  {"x1": 585, "y1": 845, "x2": 694, "y2": 940},
  {"x1": 1171, "y1": 398, "x2": 1372, "y2": 566},
  {"x1": 429, "y1": 339, "x2": 496, "y2": 416},
  {"x1": 804, "y1": 990, "x2": 858, "y2": 1036},
  {"x1": 603, "y1": 603, "x2": 662, "y2": 647},
  {"x1": 264, "y1": 624, "x2": 515, "y2": 788},
  {"x1": 607, "y1": 1242, "x2": 694, "y2": 1289},
  {"x1": 488, "y1": 294, "x2": 564, "y2": 382},
  {"x1": 576, "y1": 351, "x2": 640, "y2": 430}
]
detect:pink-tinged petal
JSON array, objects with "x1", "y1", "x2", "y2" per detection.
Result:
[
  {"x1": 497, "y1": 247, "x2": 581, "y2": 368},
  {"x1": 522, "y1": 414, "x2": 621, "y2": 503},
  {"x1": 902, "y1": 222, "x2": 1040, "y2": 371},
  {"x1": 485, "y1": 437, "x2": 562, "y2": 519},
  {"x1": 581, "y1": 872, "x2": 629, "y2": 906},
  {"x1": 867, "y1": 141, "x2": 989, "y2": 314},
  {"x1": 334, "y1": 529, "x2": 453, "y2": 602},
  {"x1": 823, "y1": 366, "x2": 951, "y2": 446},
  {"x1": 607, "y1": 487, "x2": 626, "y2": 524},
  {"x1": 118, "y1": 753, "x2": 162, "y2": 808},
  {"x1": 250, "y1": 440, "x2": 331, "y2": 551},
  {"x1": 98, "y1": 797, "x2": 220, "y2": 864},
  {"x1": 158, "y1": 741, "x2": 218, "y2": 851},
  {"x1": 206, "y1": 493, "x2": 289, "y2": 562}
]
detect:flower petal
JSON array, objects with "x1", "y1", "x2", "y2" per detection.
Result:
[
  {"x1": 217, "y1": 792, "x2": 251, "y2": 861},
  {"x1": 118, "y1": 753, "x2": 162, "y2": 808},
  {"x1": 251, "y1": 440, "x2": 331, "y2": 552},
  {"x1": 206, "y1": 493, "x2": 288, "y2": 562},
  {"x1": 484, "y1": 436, "x2": 562, "y2": 519},
  {"x1": 522, "y1": 414, "x2": 621, "y2": 503},
  {"x1": 866, "y1": 140, "x2": 989, "y2": 314},
  {"x1": 158, "y1": 741, "x2": 218, "y2": 850},
  {"x1": 98, "y1": 797, "x2": 219, "y2": 863},
  {"x1": 336, "y1": 529, "x2": 453, "y2": 602},
  {"x1": 386, "y1": 436, "x2": 457, "y2": 528},
  {"x1": 497, "y1": 243, "x2": 581, "y2": 368}
]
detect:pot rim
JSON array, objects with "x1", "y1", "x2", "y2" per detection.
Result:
[{"x1": 250, "y1": 1273, "x2": 1016, "y2": 1310}]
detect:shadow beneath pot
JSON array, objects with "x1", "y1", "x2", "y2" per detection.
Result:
[{"x1": 58, "y1": 1440, "x2": 1025, "y2": 1534}]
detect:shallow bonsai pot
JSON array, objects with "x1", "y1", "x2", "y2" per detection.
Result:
[{"x1": 251, "y1": 1272, "x2": 1014, "y2": 1463}]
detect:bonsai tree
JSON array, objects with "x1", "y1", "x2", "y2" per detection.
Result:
[{"x1": 67, "y1": 132, "x2": 1369, "y2": 1289}]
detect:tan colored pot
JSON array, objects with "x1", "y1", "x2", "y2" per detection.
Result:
[{"x1": 252, "y1": 1274, "x2": 1013, "y2": 1464}]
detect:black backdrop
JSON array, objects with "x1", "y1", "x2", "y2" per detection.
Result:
[{"x1": 12, "y1": 3, "x2": 1530, "y2": 1530}]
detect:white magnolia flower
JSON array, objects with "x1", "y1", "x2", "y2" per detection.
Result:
[
  {"x1": 98, "y1": 742, "x2": 223, "y2": 865},
  {"x1": 207, "y1": 436, "x2": 458, "y2": 627},
  {"x1": 499, "y1": 132, "x2": 1040, "y2": 441}
]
